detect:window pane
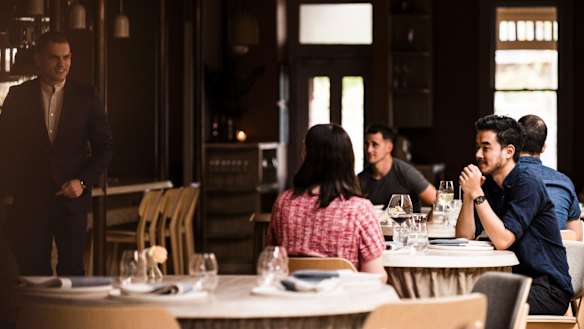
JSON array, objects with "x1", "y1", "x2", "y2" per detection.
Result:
[
  {"x1": 495, "y1": 50, "x2": 557, "y2": 90},
  {"x1": 308, "y1": 76, "x2": 330, "y2": 128},
  {"x1": 341, "y1": 76, "x2": 364, "y2": 174},
  {"x1": 299, "y1": 4, "x2": 372, "y2": 45},
  {"x1": 494, "y1": 91, "x2": 557, "y2": 169}
]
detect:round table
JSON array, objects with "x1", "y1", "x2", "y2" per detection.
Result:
[
  {"x1": 382, "y1": 249, "x2": 519, "y2": 298},
  {"x1": 168, "y1": 275, "x2": 400, "y2": 329}
]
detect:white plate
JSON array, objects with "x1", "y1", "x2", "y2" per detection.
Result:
[
  {"x1": 108, "y1": 289, "x2": 207, "y2": 303},
  {"x1": 427, "y1": 244, "x2": 494, "y2": 251},
  {"x1": 251, "y1": 285, "x2": 344, "y2": 299},
  {"x1": 20, "y1": 285, "x2": 113, "y2": 295}
]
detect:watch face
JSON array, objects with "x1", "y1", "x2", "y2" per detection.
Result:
[{"x1": 474, "y1": 196, "x2": 486, "y2": 205}]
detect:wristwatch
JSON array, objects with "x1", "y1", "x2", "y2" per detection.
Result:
[
  {"x1": 474, "y1": 195, "x2": 486, "y2": 205},
  {"x1": 79, "y1": 180, "x2": 87, "y2": 190}
]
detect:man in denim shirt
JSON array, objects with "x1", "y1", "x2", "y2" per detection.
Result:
[
  {"x1": 456, "y1": 115, "x2": 573, "y2": 315},
  {"x1": 517, "y1": 115, "x2": 582, "y2": 240}
]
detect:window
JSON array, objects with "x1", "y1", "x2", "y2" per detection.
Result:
[
  {"x1": 299, "y1": 3, "x2": 373, "y2": 44},
  {"x1": 494, "y1": 6, "x2": 558, "y2": 168}
]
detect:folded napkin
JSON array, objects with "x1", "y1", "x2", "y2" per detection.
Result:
[
  {"x1": 280, "y1": 277, "x2": 341, "y2": 292},
  {"x1": 385, "y1": 241, "x2": 403, "y2": 250},
  {"x1": 429, "y1": 239, "x2": 469, "y2": 246},
  {"x1": 18, "y1": 276, "x2": 113, "y2": 289},
  {"x1": 120, "y1": 282, "x2": 194, "y2": 296},
  {"x1": 292, "y1": 270, "x2": 383, "y2": 283}
]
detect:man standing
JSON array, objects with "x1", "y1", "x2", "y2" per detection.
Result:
[
  {"x1": 0, "y1": 31, "x2": 113, "y2": 275},
  {"x1": 358, "y1": 123, "x2": 436, "y2": 211},
  {"x1": 456, "y1": 114, "x2": 572, "y2": 315},
  {"x1": 518, "y1": 114, "x2": 582, "y2": 240}
]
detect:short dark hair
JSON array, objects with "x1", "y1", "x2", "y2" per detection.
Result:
[
  {"x1": 518, "y1": 114, "x2": 547, "y2": 155},
  {"x1": 35, "y1": 31, "x2": 69, "y2": 54},
  {"x1": 365, "y1": 123, "x2": 395, "y2": 143},
  {"x1": 475, "y1": 114, "x2": 522, "y2": 162},
  {"x1": 293, "y1": 124, "x2": 361, "y2": 208}
]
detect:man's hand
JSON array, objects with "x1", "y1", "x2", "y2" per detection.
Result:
[
  {"x1": 55, "y1": 179, "x2": 84, "y2": 198},
  {"x1": 459, "y1": 164, "x2": 486, "y2": 200}
]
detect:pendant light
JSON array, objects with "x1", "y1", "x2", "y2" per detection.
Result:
[
  {"x1": 113, "y1": 0, "x2": 130, "y2": 38},
  {"x1": 69, "y1": 0, "x2": 86, "y2": 30}
]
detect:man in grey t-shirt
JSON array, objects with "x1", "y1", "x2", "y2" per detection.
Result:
[{"x1": 358, "y1": 124, "x2": 436, "y2": 212}]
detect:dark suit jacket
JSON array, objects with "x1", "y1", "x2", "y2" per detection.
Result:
[{"x1": 0, "y1": 79, "x2": 113, "y2": 215}]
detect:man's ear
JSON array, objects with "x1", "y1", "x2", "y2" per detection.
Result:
[
  {"x1": 541, "y1": 143, "x2": 547, "y2": 154},
  {"x1": 387, "y1": 141, "x2": 394, "y2": 154},
  {"x1": 506, "y1": 144, "x2": 516, "y2": 159}
]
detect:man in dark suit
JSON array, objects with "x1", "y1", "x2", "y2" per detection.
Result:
[{"x1": 0, "y1": 31, "x2": 113, "y2": 275}]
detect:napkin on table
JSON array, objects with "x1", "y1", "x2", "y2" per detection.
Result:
[
  {"x1": 280, "y1": 276, "x2": 341, "y2": 292},
  {"x1": 120, "y1": 282, "x2": 194, "y2": 296},
  {"x1": 385, "y1": 241, "x2": 403, "y2": 250},
  {"x1": 429, "y1": 239, "x2": 470, "y2": 246},
  {"x1": 18, "y1": 276, "x2": 114, "y2": 289}
]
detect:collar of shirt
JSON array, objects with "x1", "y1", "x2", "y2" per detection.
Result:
[
  {"x1": 40, "y1": 79, "x2": 66, "y2": 94},
  {"x1": 518, "y1": 156, "x2": 543, "y2": 166}
]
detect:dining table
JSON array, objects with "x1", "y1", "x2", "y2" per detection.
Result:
[
  {"x1": 382, "y1": 248, "x2": 519, "y2": 298},
  {"x1": 380, "y1": 222, "x2": 456, "y2": 239},
  {"x1": 13, "y1": 275, "x2": 400, "y2": 329}
]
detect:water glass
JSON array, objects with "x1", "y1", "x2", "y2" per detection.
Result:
[
  {"x1": 119, "y1": 250, "x2": 147, "y2": 285},
  {"x1": 257, "y1": 246, "x2": 289, "y2": 287},
  {"x1": 448, "y1": 200, "x2": 463, "y2": 226},
  {"x1": 407, "y1": 231, "x2": 429, "y2": 254},
  {"x1": 189, "y1": 253, "x2": 219, "y2": 292}
]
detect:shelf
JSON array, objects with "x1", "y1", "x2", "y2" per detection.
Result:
[{"x1": 393, "y1": 88, "x2": 431, "y2": 94}]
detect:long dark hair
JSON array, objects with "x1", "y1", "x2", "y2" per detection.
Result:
[{"x1": 292, "y1": 124, "x2": 361, "y2": 208}]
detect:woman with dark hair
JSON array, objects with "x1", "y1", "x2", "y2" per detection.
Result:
[{"x1": 268, "y1": 124, "x2": 387, "y2": 280}]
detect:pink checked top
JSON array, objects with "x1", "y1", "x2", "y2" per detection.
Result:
[{"x1": 267, "y1": 189, "x2": 385, "y2": 270}]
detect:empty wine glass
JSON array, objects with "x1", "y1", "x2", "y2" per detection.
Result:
[
  {"x1": 119, "y1": 250, "x2": 147, "y2": 285},
  {"x1": 257, "y1": 246, "x2": 289, "y2": 287},
  {"x1": 189, "y1": 253, "x2": 219, "y2": 292},
  {"x1": 387, "y1": 194, "x2": 413, "y2": 245}
]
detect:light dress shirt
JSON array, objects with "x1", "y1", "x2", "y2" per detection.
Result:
[{"x1": 40, "y1": 79, "x2": 65, "y2": 144}]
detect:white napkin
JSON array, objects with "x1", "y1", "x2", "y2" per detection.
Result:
[
  {"x1": 280, "y1": 277, "x2": 341, "y2": 292},
  {"x1": 18, "y1": 276, "x2": 113, "y2": 289},
  {"x1": 120, "y1": 282, "x2": 194, "y2": 296}
]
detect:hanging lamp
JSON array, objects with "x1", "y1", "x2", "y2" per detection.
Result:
[
  {"x1": 113, "y1": 0, "x2": 130, "y2": 38},
  {"x1": 69, "y1": 0, "x2": 86, "y2": 29}
]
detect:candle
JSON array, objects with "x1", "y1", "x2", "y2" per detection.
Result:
[{"x1": 235, "y1": 130, "x2": 247, "y2": 142}]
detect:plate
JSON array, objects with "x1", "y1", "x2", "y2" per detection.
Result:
[
  {"x1": 108, "y1": 289, "x2": 207, "y2": 303},
  {"x1": 427, "y1": 244, "x2": 494, "y2": 251},
  {"x1": 251, "y1": 285, "x2": 344, "y2": 298},
  {"x1": 20, "y1": 285, "x2": 113, "y2": 295}
]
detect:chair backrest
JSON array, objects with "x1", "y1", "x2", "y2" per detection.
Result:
[
  {"x1": 561, "y1": 229, "x2": 577, "y2": 241},
  {"x1": 362, "y1": 293, "x2": 487, "y2": 329},
  {"x1": 156, "y1": 187, "x2": 184, "y2": 274},
  {"x1": 471, "y1": 271, "x2": 532, "y2": 329},
  {"x1": 136, "y1": 189, "x2": 165, "y2": 251},
  {"x1": 176, "y1": 185, "x2": 201, "y2": 273},
  {"x1": 16, "y1": 303, "x2": 181, "y2": 329},
  {"x1": 563, "y1": 240, "x2": 584, "y2": 300},
  {"x1": 288, "y1": 257, "x2": 357, "y2": 272}
]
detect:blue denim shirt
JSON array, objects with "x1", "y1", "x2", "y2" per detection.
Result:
[
  {"x1": 517, "y1": 157, "x2": 581, "y2": 229},
  {"x1": 475, "y1": 165, "x2": 573, "y2": 297}
]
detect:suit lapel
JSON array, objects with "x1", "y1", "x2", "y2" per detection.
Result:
[{"x1": 29, "y1": 79, "x2": 52, "y2": 149}]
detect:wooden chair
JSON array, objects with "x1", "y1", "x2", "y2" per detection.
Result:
[
  {"x1": 105, "y1": 189, "x2": 165, "y2": 275},
  {"x1": 155, "y1": 187, "x2": 184, "y2": 274},
  {"x1": 561, "y1": 230, "x2": 578, "y2": 241},
  {"x1": 175, "y1": 185, "x2": 200, "y2": 274},
  {"x1": 288, "y1": 257, "x2": 357, "y2": 272},
  {"x1": 362, "y1": 293, "x2": 488, "y2": 329},
  {"x1": 471, "y1": 271, "x2": 532, "y2": 329},
  {"x1": 527, "y1": 240, "x2": 584, "y2": 329},
  {"x1": 16, "y1": 303, "x2": 180, "y2": 329}
]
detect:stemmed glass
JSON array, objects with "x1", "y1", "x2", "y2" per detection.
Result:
[
  {"x1": 189, "y1": 253, "x2": 219, "y2": 292},
  {"x1": 119, "y1": 249, "x2": 147, "y2": 285},
  {"x1": 257, "y1": 246, "x2": 289, "y2": 287},
  {"x1": 387, "y1": 194, "x2": 413, "y2": 245},
  {"x1": 437, "y1": 180, "x2": 455, "y2": 225}
]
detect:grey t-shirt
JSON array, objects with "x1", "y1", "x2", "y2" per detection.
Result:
[{"x1": 358, "y1": 158, "x2": 430, "y2": 212}]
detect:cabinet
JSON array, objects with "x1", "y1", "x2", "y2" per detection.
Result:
[
  {"x1": 390, "y1": 0, "x2": 433, "y2": 128},
  {"x1": 203, "y1": 143, "x2": 286, "y2": 274}
]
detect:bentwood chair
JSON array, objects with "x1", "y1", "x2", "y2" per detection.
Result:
[
  {"x1": 527, "y1": 240, "x2": 584, "y2": 329},
  {"x1": 16, "y1": 303, "x2": 180, "y2": 329},
  {"x1": 362, "y1": 293, "x2": 487, "y2": 329},
  {"x1": 288, "y1": 257, "x2": 358, "y2": 273},
  {"x1": 106, "y1": 189, "x2": 165, "y2": 275},
  {"x1": 155, "y1": 187, "x2": 184, "y2": 274},
  {"x1": 175, "y1": 185, "x2": 201, "y2": 274},
  {"x1": 471, "y1": 271, "x2": 532, "y2": 329}
]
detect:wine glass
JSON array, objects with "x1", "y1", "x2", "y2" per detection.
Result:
[
  {"x1": 189, "y1": 253, "x2": 219, "y2": 292},
  {"x1": 257, "y1": 246, "x2": 289, "y2": 287},
  {"x1": 387, "y1": 194, "x2": 413, "y2": 245},
  {"x1": 119, "y1": 249, "x2": 147, "y2": 285},
  {"x1": 437, "y1": 181, "x2": 455, "y2": 225}
]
